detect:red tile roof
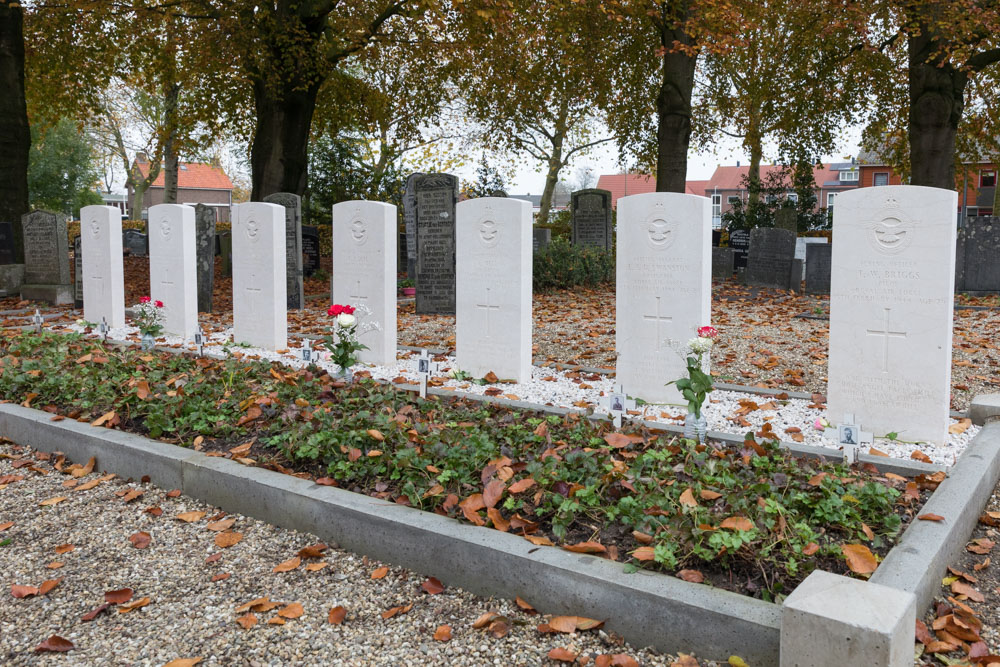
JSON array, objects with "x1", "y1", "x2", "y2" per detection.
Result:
[
  {"x1": 134, "y1": 159, "x2": 233, "y2": 191},
  {"x1": 702, "y1": 163, "x2": 842, "y2": 192}
]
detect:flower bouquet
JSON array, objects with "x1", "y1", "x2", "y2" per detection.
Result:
[
  {"x1": 322, "y1": 303, "x2": 380, "y2": 376},
  {"x1": 134, "y1": 296, "x2": 164, "y2": 349},
  {"x1": 667, "y1": 325, "x2": 718, "y2": 442}
]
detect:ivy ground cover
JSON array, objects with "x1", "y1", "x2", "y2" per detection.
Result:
[{"x1": 0, "y1": 332, "x2": 938, "y2": 600}]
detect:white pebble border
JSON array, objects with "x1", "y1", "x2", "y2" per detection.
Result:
[{"x1": 51, "y1": 319, "x2": 978, "y2": 468}]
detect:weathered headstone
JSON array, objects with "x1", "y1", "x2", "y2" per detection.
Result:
[
  {"x1": 745, "y1": 228, "x2": 797, "y2": 289},
  {"x1": 712, "y1": 229, "x2": 722, "y2": 247},
  {"x1": 73, "y1": 235, "x2": 82, "y2": 308},
  {"x1": 795, "y1": 237, "x2": 830, "y2": 281},
  {"x1": 403, "y1": 173, "x2": 423, "y2": 278},
  {"x1": 218, "y1": 231, "x2": 232, "y2": 277},
  {"x1": 149, "y1": 204, "x2": 198, "y2": 338},
  {"x1": 21, "y1": 210, "x2": 73, "y2": 305},
  {"x1": 728, "y1": 228, "x2": 751, "y2": 270},
  {"x1": 712, "y1": 247, "x2": 734, "y2": 279},
  {"x1": 194, "y1": 204, "x2": 216, "y2": 313},
  {"x1": 414, "y1": 173, "x2": 459, "y2": 315},
  {"x1": 81, "y1": 205, "x2": 125, "y2": 328},
  {"x1": 301, "y1": 225, "x2": 320, "y2": 277},
  {"x1": 533, "y1": 227, "x2": 551, "y2": 252},
  {"x1": 331, "y1": 201, "x2": 398, "y2": 366},
  {"x1": 616, "y1": 193, "x2": 711, "y2": 403},
  {"x1": 456, "y1": 197, "x2": 532, "y2": 382},
  {"x1": 122, "y1": 229, "x2": 148, "y2": 256},
  {"x1": 774, "y1": 208, "x2": 798, "y2": 233},
  {"x1": 828, "y1": 186, "x2": 957, "y2": 445},
  {"x1": 805, "y1": 244, "x2": 833, "y2": 295},
  {"x1": 571, "y1": 189, "x2": 613, "y2": 251},
  {"x1": 955, "y1": 217, "x2": 1000, "y2": 294},
  {"x1": 263, "y1": 192, "x2": 304, "y2": 310},
  {"x1": 232, "y1": 202, "x2": 287, "y2": 350}
]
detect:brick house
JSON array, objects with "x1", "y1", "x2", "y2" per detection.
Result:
[
  {"x1": 594, "y1": 173, "x2": 708, "y2": 210},
  {"x1": 128, "y1": 155, "x2": 234, "y2": 222},
  {"x1": 857, "y1": 149, "x2": 996, "y2": 218}
]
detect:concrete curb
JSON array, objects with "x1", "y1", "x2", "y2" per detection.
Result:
[
  {"x1": 871, "y1": 421, "x2": 1000, "y2": 610},
  {"x1": 0, "y1": 402, "x2": 781, "y2": 663}
]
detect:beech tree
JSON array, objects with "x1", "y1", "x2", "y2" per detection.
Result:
[{"x1": 0, "y1": 0, "x2": 30, "y2": 260}]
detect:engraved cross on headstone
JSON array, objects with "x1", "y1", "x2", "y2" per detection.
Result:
[
  {"x1": 824, "y1": 413, "x2": 874, "y2": 464},
  {"x1": 601, "y1": 384, "x2": 636, "y2": 428},
  {"x1": 643, "y1": 296, "x2": 673, "y2": 351},
  {"x1": 349, "y1": 279, "x2": 368, "y2": 303},
  {"x1": 866, "y1": 307, "x2": 907, "y2": 373},
  {"x1": 476, "y1": 288, "x2": 501, "y2": 338},
  {"x1": 416, "y1": 348, "x2": 439, "y2": 399}
]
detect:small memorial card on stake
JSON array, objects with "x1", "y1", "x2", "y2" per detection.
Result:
[
  {"x1": 416, "y1": 349, "x2": 439, "y2": 399},
  {"x1": 824, "y1": 413, "x2": 873, "y2": 464},
  {"x1": 601, "y1": 384, "x2": 636, "y2": 429},
  {"x1": 301, "y1": 338, "x2": 313, "y2": 363},
  {"x1": 99, "y1": 317, "x2": 109, "y2": 342},
  {"x1": 32, "y1": 309, "x2": 43, "y2": 333}
]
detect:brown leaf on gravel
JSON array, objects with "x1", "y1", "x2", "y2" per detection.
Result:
[
  {"x1": 273, "y1": 557, "x2": 301, "y2": 573},
  {"x1": 205, "y1": 553, "x2": 222, "y2": 564},
  {"x1": 235, "y1": 597, "x2": 280, "y2": 613},
  {"x1": 677, "y1": 569, "x2": 705, "y2": 583},
  {"x1": 81, "y1": 602, "x2": 113, "y2": 622},
  {"x1": 215, "y1": 531, "x2": 243, "y2": 548},
  {"x1": 328, "y1": 606, "x2": 347, "y2": 624},
  {"x1": 515, "y1": 596, "x2": 536, "y2": 613},
  {"x1": 305, "y1": 562, "x2": 328, "y2": 572},
  {"x1": 842, "y1": 544, "x2": 878, "y2": 574},
  {"x1": 38, "y1": 578, "x2": 61, "y2": 595},
  {"x1": 952, "y1": 580, "x2": 986, "y2": 603},
  {"x1": 11, "y1": 585, "x2": 38, "y2": 598},
  {"x1": 611, "y1": 656, "x2": 640, "y2": 667},
  {"x1": 118, "y1": 596, "x2": 150, "y2": 613},
  {"x1": 380, "y1": 603, "x2": 413, "y2": 619},
  {"x1": 166, "y1": 489, "x2": 181, "y2": 498},
  {"x1": 975, "y1": 557, "x2": 991, "y2": 571},
  {"x1": 969, "y1": 538, "x2": 996, "y2": 555},
  {"x1": 910, "y1": 450, "x2": 933, "y2": 463},
  {"x1": 0, "y1": 521, "x2": 13, "y2": 531},
  {"x1": 548, "y1": 616, "x2": 604, "y2": 633},
  {"x1": 39, "y1": 496, "x2": 68, "y2": 506},
  {"x1": 297, "y1": 543, "x2": 328, "y2": 559},
  {"x1": 211, "y1": 573, "x2": 230, "y2": 582},
  {"x1": 421, "y1": 577, "x2": 445, "y2": 595},
  {"x1": 433, "y1": 625, "x2": 452, "y2": 642},
  {"x1": 105, "y1": 588, "x2": 134, "y2": 604},
  {"x1": 915, "y1": 619, "x2": 934, "y2": 645},
  {"x1": 91, "y1": 410, "x2": 116, "y2": 428},
  {"x1": 129, "y1": 531, "x2": 151, "y2": 549},
  {"x1": 46, "y1": 562, "x2": 64, "y2": 569},
  {"x1": 54, "y1": 543, "x2": 74, "y2": 554},
  {"x1": 483, "y1": 479, "x2": 505, "y2": 509},
  {"x1": 71, "y1": 456, "x2": 96, "y2": 477},
  {"x1": 918, "y1": 513, "x2": 945, "y2": 522},
  {"x1": 145, "y1": 506, "x2": 163, "y2": 517},
  {"x1": 205, "y1": 518, "x2": 235, "y2": 532},
  {"x1": 163, "y1": 659, "x2": 203, "y2": 667},
  {"x1": 548, "y1": 647, "x2": 578, "y2": 662},
  {"x1": 175, "y1": 511, "x2": 206, "y2": 523},
  {"x1": 278, "y1": 602, "x2": 304, "y2": 619},
  {"x1": 488, "y1": 619, "x2": 509, "y2": 638},
  {"x1": 236, "y1": 613, "x2": 257, "y2": 629},
  {"x1": 267, "y1": 617, "x2": 285, "y2": 625},
  {"x1": 34, "y1": 635, "x2": 74, "y2": 653},
  {"x1": 472, "y1": 612, "x2": 500, "y2": 629},
  {"x1": 371, "y1": 566, "x2": 389, "y2": 579}
]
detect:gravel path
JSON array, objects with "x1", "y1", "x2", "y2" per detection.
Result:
[{"x1": 0, "y1": 441, "x2": 714, "y2": 667}]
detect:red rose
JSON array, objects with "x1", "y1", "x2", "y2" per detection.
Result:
[
  {"x1": 140, "y1": 296, "x2": 151, "y2": 304},
  {"x1": 328, "y1": 304, "x2": 344, "y2": 317},
  {"x1": 697, "y1": 325, "x2": 718, "y2": 339},
  {"x1": 154, "y1": 300, "x2": 163, "y2": 308},
  {"x1": 343, "y1": 305, "x2": 356, "y2": 315}
]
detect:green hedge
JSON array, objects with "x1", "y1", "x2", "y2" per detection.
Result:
[{"x1": 533, "y1": 237, "x2": 614, "y2": 291}]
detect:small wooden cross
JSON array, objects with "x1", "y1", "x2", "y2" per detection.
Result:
[
  {"x1": 416, "y1": 348, "x2": 439, "y2": 399},
  {"x1": 32, "y1": 309, "x2": 43, "y2": 333},
  {"x1": 824, "y1": 413, "x2": 874, "y2": 464},
  {"x1": 601, "y1": 384, "x2": 636, "y2": 428}
]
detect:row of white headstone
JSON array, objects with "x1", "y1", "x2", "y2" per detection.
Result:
[{"x1": 78, "y1": 184, "x2": 957, "y2": 446}]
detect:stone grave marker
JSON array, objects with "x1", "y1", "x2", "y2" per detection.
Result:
[
  {"x1": 828, "y1": 186, "x2": 957, "y2": 445},
  {"x1": 774, "y1": 208, "x2": 798, "y2": 233},
  {"x1": 955, "y1": 217, "x2": 1000, "y2": 294},
  {"x1": 456, "y1": 197, "x2": 532, "y2": 382},
  {"x1": 415, "y1": 173, "x2": 459, "y2": 315},
  {"x1": 21, "y1": 210, "x2": 73, "y2": 305},
  {"x1": 0, "y1": 222, "x2": 16, "y2": 265},
  {"x1": 80, "y1": 205, "x2": 125, "y2": 328},
  {"x1": 301, "y1": 225, "x2": 320, "y2": 277},
  {"x1": 616, "y1": 193, "x2": 711, "y2": 403},
  {"x1": 194, "y1": 204, "x2": 216, "y2": 313},
  {"x1": 533, "y1": 227, "x2": 551, "y2": 252},
  {"x1": 0, "y1": 222, "x2": 24, "y2": 296},
  {"x1": 217, "y1": 231, "x2": 232, "y2": 277},
  {"x1": 403, "y1": 173, "x2": 423, "y2": 278},
  {"x1": 263, "y1": 192, "x2": 304, "y2": 310},
  {"x1": 232, "y1": 202, "x2": 287, "y2": 350},
  {"x1": 745, "y1": 228, "x2": 797, "y2": 289},
  {"x1": 712, "y1": 229, "x2": 722, "y2": 246},
  {"x1": 795, "y1": 237, "x2": 829, "y2": 281},
  {"x1": 123, "y1": 228, "x2": 148, "y2": 256},
  {"x1": 712, "y1": 247, "x2": 734, "y2": 279},
  {"x1": 571, "y1": 188, "x2": 613, "y2": 251},
  {"x1": 148, "y1": 204, "x2": 198, "y2": 339},
  {"x1": 73, "y1": 235, "x2": 82, "y2": 308},
  {"x1": 728, "y1": 228, "x2": 750, "y2": 270},
  {"x1": 805, "y1": 244, "x2": 833, "y2": 295},
  {"x1": 331, "y1": 201, "x2": 398, "y2": 366}
]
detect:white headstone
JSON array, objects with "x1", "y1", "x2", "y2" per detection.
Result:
[
  {"x1": 616, "y1": 193, "x2": 711, "y2": 403},
  {"x1": 455, "y1": 197, "x2": 532, "y2": 382},
  {"x1": 80, "y1": 205, "x2": 125, "y2": 328},
  {"x1": 331, "y1": 201, "x2": 398, "y2": 365},
  {"x1": 827, "y1": 186, "x2": 957, "y2": 445},
  {"x1": 232, "y1": 202, "x2": 287, "y2": 350},
  {"x1": 148, "y1": 204, "x2": 198, "y2": 339}
]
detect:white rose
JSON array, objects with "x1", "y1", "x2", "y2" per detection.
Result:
[{"x1": 337, "y1": 313, "x2": 356, "y2": 327}]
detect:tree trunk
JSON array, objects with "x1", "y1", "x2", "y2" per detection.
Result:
[
  {"x1": 536, "y1": 127, "x2": 566, "y2": 226},
  {"x1": 0, "y1": 1, "x2": 30, "y2": 262},
  {"x1": 133, "y1": 184, "x2": 148, "y2": 221},
  {"x1": 250, "y1": 79, "x2": 321, "y2": 200},
  {"x1": 655, "y1": 20, "x2": 696, "y2": 193},
  {"x1": 908, "y1": 29, "x2": 966, "y2": 189},
  {"x1": 162, "y1": 83, "x2": 180, "y2": 204}
]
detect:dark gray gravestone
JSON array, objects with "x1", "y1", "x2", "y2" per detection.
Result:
[
  {"x1": 805, "y1": 243, "x2": 832, "y2": 295},
  {"x1": 712, "y1": 247, "x2": 734, "y2": 279},
  {"x1": 73, "y1": 235, "x2": 83, "y2": 308},
  {"x1": 415, "y1": 173, "x2": 459, "y2": 315},
  {"x1": 263, "y1": 193, "x2": 304, "y2": 309},
  {"x1": 533, "y1": 228, "x2": 552, "y2": 252},
  {"x1": 728, "y1": 229, "x2": 751, "y2": 270},
  {"x1": 403, "y1": 173, "x2": 423, "y2": 278},
  {"x1": 956, "y1": 217, "x2": 1000, "y2": 294},
  {"x1": 195, "y1": 204, "x2": 216, "y2": 313},
  {"x1": 218, "y1": 232, "x2": 232, "y2": 278},
  {"x1": 21, "y1": 210, "x2": 72, "y2": 305},
  {"x1": 745, "y1": 228, "x2": 797, "y2": 289},
  {"x1": 570, "y1": 189, "x2": 612, "y2": 251},
  {"x1": 301, "y1": 225, "x2": 320, "y2": 277},
  {"x1": 712, "y1": 229, "x2": 722, "y2": 247},
  {"x1": 774, "y1": 208, "x2": 797, "y2": 233},
  {"x1": 123, "y1": 229, "x2": 148, "y2": 256},
  {"x1": 0, "y1": 222, "x2": 16, "y2": 265}
]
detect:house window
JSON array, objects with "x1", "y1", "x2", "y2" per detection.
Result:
[
  {"x1": 840, "y1": 170, "x2": 859, "y2": 183},
  {"x1": 727, "y1": 196, "x2": 740, "y2": 205},
  {"x1": 827, "y1": 193, "x2": 836, "y2": 221},
  {"x1": 711, "y1": 194, "x2": 721, "y2": 226},
  {"x1": 873, "y1": 172, "x2": 890, "y2": 186},
  {"x1": 787, "y1": 192, "x2": 798, "y2": 204},
  {"x1": 981, "y1": 170, "x2": 996, "y2": 187}
]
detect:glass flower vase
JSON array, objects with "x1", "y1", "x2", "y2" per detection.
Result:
[{"x1": 684, "y1": 411, "x2": 708, "y2": 444}]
